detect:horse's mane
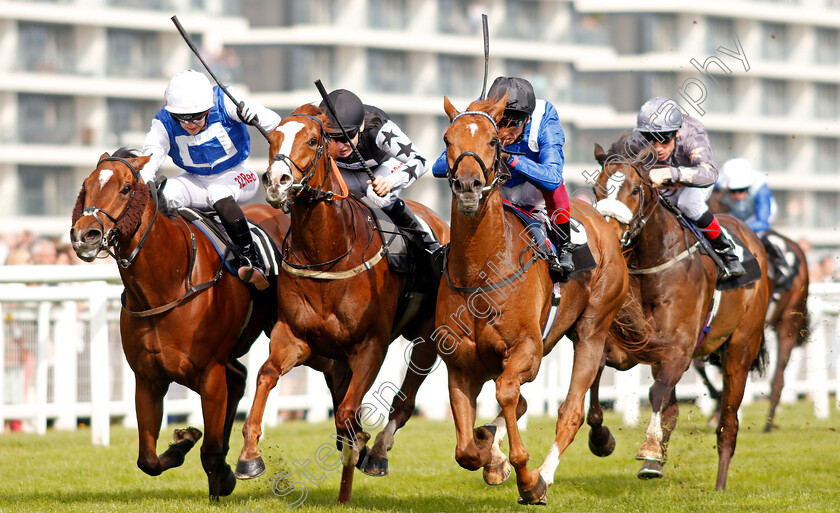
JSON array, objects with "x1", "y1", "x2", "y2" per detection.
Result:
[
  {"x1": 464, "y1": 97, "x2": 499, "y2": 114},
  {"x1": 292, "y1": 103, "x2": 328, "y2": 123},
  {"x1": 112, "y1": 147, "x2": 141, "y2": 159},
  {"x1": 606, "y1": 132, "x2": 658, "y2": 170}
]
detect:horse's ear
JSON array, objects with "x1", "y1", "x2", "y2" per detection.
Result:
[
  {"x1": 443, "y1": 96, "x2": 459, "y2": 122},
  {"x1": 132, "y1": 155, "x2": 151, "y2": 171},
  {"x1": 99, "y1": 152, "x2": 110, "y2": 161},
  {"x1": 488, "y1": 93, "x2": 507, "y2": 124},
  {"x1": 594, "y1": 143, "x2": 608, "y2": 165}
]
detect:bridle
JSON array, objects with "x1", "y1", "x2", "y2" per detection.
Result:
[
  {"x1": 445, "y1": 111, "x2": 510, "y2": 194},
  {"x1": 81, "y1": 156, "x2": 157, "y2": 268},
  {"x1": 601, "y1": 160, "x2": 659, "y2": 248},
  {"x1": 271, "y1": 113, "x2": 340, "y2": 204}
]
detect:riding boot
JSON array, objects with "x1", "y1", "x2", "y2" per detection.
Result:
[
  {"x1": 762, "y1": 236, "x2": 791, "y2": 282},
  {"x1": 708, "y1": 233, "x2": 746, "y2": 280},
  {"x1": 214, "y1": 197, "x2": 269, "y2": 291},
  {"x1": 548, "y1": 220, "x2": 575, "y2": 275},
  {"x1": 387, "y1": 199, "x2": 442, "y2": 254}
]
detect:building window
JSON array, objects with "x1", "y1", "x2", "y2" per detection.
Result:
[
  {"x1": 18, "y1": 22, "x2": 75, "y2": 73},
  {"x1": 761, "y1": 23, "x2": 788, "y2": 61},
  {"x1": 705, "y1": 17, "x2": 734, "y2": 55},
  {"x1": 574, "y1": 12, "x2": 609, "y2": 46},
  {"x1": 370, "y1": 0, "x2": 409, "y2": 29},
  {"x1": 572, "y1": 72, "x2": 610, "y2": 106},
  {"x1": 107, "y1": 99, "x2": 161, "y2": 146},
  {"x1": 814, "y1": 137, "x2": 839, "y2": 174},
  {"x1": 438, "y1": 0, "x2": 483, "y2": 36},
  {"x1": 640, "y1": 72, "x2": 678, "y2": 102},
  {"x1": 772, "y1": 190, "x2": 804, "y2": 227},
  {"x1": 18, "y1": 94, "x2": 75, "y2": 145},
  {"x1": 708, "y1": 131, "x2": 735, "y2": 162},
  {"x1": 106, "y1": 29, "x2": 162, "y2": 78},
  {"x1": 814, "y1": 83, "x2": 839, "y2": 119},
  {"x1": 438, "y1": 55, "x2": 480, "y2": 98},
  {"x1": 762, "y1": 79, "x2": 788, "y2": 117},
  {"x1": 106, "y1": 0, "x2": 167, "y2": 8},
  {"x1": 499, "y1": 0, "x2": 542, "y2": 40},
  {"x1": 640, "y1": 14, "x2": 676, "y2": 53},
  {"x1": 705, "y1": 75, "x2": 735, "y2": 114},
  {"x1": 761, "y1": 135, "x2": 788, "y2": 171},
  {"x1": 18, "y1": 165, "x2": 75, "y2": 216},
  {"x1": 367, "y1": 49, "x2": 410, "y2": 93},
  {"x1": 814, "y1": 192, "x2": 839, "y2": 229},
  {"x1": 815, "y1": 28, "x2": 840, "y2": 65}
]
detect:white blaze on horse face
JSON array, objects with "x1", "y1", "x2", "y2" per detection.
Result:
[
  {"x1": 98, "y1": 169, "x2": 113, "y2": 189},
  {"x1": 469, "y1": 123, "x2": 478, "y2": 136},
  {"x1": 594, "y1": 166, "x2": 634, "y2": 224},
  {"x1": 269, "y1": 121, "x2": 305, "y2": 185}
]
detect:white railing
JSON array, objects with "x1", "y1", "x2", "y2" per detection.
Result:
[{"x1": 2, "y1": 265, "x2": 839, "y2": 445}]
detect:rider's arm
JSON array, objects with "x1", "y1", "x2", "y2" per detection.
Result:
[
  {"x1": 749, "y1": 184, "x2": 773, "y2": 233},
  {"x1": 222, "y1": 88, "x2": 282, "y2": 132},
  {"x1": 372, "y1": 120, "x2": 429, "y2": 190},
  {"x1": 504, "y1": 106, "x2": 565, "y2": 190},
  {"x1": 140, "y1": 117, "x2": 170, "y2": 184},
  {"x1": 668, "y1": 125, "x2": 719, "y2": 188}
]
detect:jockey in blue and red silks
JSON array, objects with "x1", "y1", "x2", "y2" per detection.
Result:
[{"x1": 432, "y1": 76, "x2": 574, "y2": 275}]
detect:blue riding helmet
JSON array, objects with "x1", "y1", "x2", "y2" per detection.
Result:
[{"x1": 635, "y1": 97, "x2": 683, "y2": 133}]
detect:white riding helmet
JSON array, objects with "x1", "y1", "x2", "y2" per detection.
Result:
[
  {"x1": 164, "y1": 70, "x2": 214, "y2": 114},
  {"x1": 721, "y1": 158, "x2": 755, "y2": 190}
]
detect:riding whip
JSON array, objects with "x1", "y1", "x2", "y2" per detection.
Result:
[
  {"x1": 480, "y1": 14, "x2": 489, "y2": 100},
  {"x1": 170, "y1": 15, "x2": 270, "y2": 141},
  {"x1": 314, "y1": 79, "x2": 376, "y2": 182}
]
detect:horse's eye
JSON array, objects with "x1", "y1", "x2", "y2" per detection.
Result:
[
  {"x1": 490, "y1": 137, "x2": 499, "y2": 147},
  {"x1": 121, "y1": 184, "x2": 131, "y2": 195},
  {"x1": 443, "y1": 136, "x2": 450, "y2": 147},
  {"x1": 632, "y1": 185, "x2": 641, "y2": 195},
  {"x1": 309, "y1": 137, "x2": 317, "y2": 147}
]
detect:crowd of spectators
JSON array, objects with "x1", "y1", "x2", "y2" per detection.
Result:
[{"x1": 0, "y1": 231, "x2": 85, "y2": 267}]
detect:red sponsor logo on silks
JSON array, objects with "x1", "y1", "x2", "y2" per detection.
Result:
[
  {"x1": 234, "y1": 172, "x2": 257, "y2": 188},
  {"x1": 390, "y1": 163, "x2": 405, "y2": 174}
]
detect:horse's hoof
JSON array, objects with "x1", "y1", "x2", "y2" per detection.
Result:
[
  {"x1": 219, "y1": 466, "x2": 237, "y2": 497},
  {"x1": 173, "y1": 426, "x2": 202, "y2": 444},
  {"x1": 483, "y1": 459, "x2": 511, "y2": 486},
  {"x1": 235, "y1": 456, "x2": 266, "y2": 479},
  {"x1": 637, "y1": 460, "x2": 664, "y2": 479},
  {"x1": 359, "y1": 452, "x2": 389, "y2": 477},
  {"x1": 516, "y1": 475, "x2": 548, "y2": 505},
  {"x1": 763, "y1": 422, "x2": 775, "y2": 433},
  {"x1": 354, "y1": 445, "x2": 369, "y2": 471},
  {"x1": 588, "y1": 428, "x2": 615, "y2": 457}
]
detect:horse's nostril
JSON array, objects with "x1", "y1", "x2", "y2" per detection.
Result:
[
  {"x1": 84, "y1": 229, "x2": 102, "y2": 242},
  {"x1": 279, "y1": 174, "x2": 292, "y2": 186},
  {"x1": 453, "y1": 181, "x2": 463, "y2": 193},
  {"x1": 261, "y1": 173, "x2": 271, "y2": 188},
  {"x1": 472, "y1": 180, "x2": 483, "y2": 192}
]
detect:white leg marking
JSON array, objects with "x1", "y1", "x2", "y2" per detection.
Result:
[{"x1": 538, "y1": 443, "x2": 561, "y2": 486}]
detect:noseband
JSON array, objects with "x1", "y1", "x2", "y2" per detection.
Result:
[
  {"x1": 603, "y1": 161, "x2": 658, "y2": 247},
  {"x1": 81, "y1": 156, "x2": 157, "y2": 268},
  {"x1": 446, "y1": 111, "x2": 510, "y2": 194},
  {"x1": 271, "y1": 114, "x2": 337, "y2": 203}
]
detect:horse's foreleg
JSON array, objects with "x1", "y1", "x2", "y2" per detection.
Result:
[
  {"x1": 447, "y1": 366, "x2": 486, "y2": 472},
  {"x1": 197, "y1": 363, "x2": 236, "y2": 500},
  {"x1": 236, "y1": 323, "x2": 311, "y2": 480},
  {"x1": 222, "y1": 360, "x2": 247, "y2": 457},
  {"x1": 478, "y1": 394, "x2": 525, "y2": 486},
  {"x1": 496, "y1": 338, "x2": 546, "y2": 505},
  {"x1": 637, "y1": 361, "x2": 683, "y2": 479},
  {"x1": 539, "y1": 332, "x2": 605, "y2": 492},
  {"x1": 361, "y1": 335, "x2": 437, "y2": 477},
  {"x1": 586, "y1": 353, "x2": 616, "y2": 457},
  {"x1": 135, "y1": 377, "x2": 200, "y2": 477}
]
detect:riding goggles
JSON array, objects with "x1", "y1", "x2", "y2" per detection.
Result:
[
  {"x1": 326, "y1": 128, "x2": 359, "y2": 144},
  {"x1": 170, "y1": 110, "x2": 210, "y2": 125},
  {"x1": 500, "y1": 112, "x2": 529, "y2": 129},
  {"x1": 640, "y1": 131, "x2": 677, "y2": 144}
]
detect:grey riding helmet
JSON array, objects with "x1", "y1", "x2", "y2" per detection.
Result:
[
  {"x1": 487, "y1": 76, "x2": 536, "y2": 123},
  {"x1": 635, "y1": 97, "x2": 683, "y2": 138},
  {"x1": 320, "y1": 89, "x2": 365, "y2": 137}
]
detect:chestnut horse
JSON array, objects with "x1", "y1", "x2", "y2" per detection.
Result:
[
  {"x1": 590, "y1": 140, "x2": 771, "y2": 490},
  {"x1": 69, "y1": 149, "x2": 305, "y2": 499},
  {"x1": 437, "y1": 95, "x2": 637, "y2": 505},
  {"x1": 237, "y1": 104, "x2": 450, "y2": 504},
  {"x1": 696, "y1": 189, "x2": 810, "y2": 432}
]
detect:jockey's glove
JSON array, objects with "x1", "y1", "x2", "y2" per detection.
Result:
[{"x1": 238, "y1": 99, "x2": 260, "y2": 124}]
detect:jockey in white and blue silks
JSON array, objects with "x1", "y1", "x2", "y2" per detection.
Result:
[
  {"x1": 141, "y1": 70, "x2": 281, "y2": 290},
  {"x1": 717, "y1": 158, "x2": 776, "y2": 237},
  {"x1": 433, "y1": 76, "x2": 574, "y2": 274}
]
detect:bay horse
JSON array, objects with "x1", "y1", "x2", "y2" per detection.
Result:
[
  {"x1": 697, "y1": 189, "x2": 810, "y2": 432},
  {"x1": 69, "y1": 149, "x2": 304, "y2": 499},
  {"x1": 236, "y1": 104, "x2": 450, "y2": 504},
  {"x1": 590, "y1": 139, "x2": 771, "y2": 490},
  {"x1": 437, "y1": 95, "x2": 639, "y2": 505}
]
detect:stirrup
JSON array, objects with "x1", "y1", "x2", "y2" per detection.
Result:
[
  {"x1": 238, "y1": 264, "x2": 269, "y2": 291},
  {"x1": 554, "y1": 248, "x2": 575, "y2": 273}
]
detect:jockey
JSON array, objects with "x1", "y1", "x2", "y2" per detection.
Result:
[
  {"x1": 320, "y1": 89, "x2": 440, "y2": 254},
  {"x1": 141, "y1": 70, "x2": 281, "y2": 291},
  {"x1": 718, "y1": 158, "x2": 776, "y2": 237},
  {"x1": 628, "y1": 96, "x2": 746, "y2": 279},
  {"x1": 432, "y1": 76, "x2": 574, "y2": 275}
]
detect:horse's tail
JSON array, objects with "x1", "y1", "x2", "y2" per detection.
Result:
[
  {"x1": 750, "y1": 331, "x2": 769, "y2": 374},
  {"x1": 609, "y1": 290, "x2": 653, "y2": 351}
]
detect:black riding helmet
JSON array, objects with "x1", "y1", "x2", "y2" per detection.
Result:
[
  {"x1": 320, "y1": 89, "x2": 365, "y2": 137},
  {"x1": 487, "y1": 76, "x2": 536, "y2": 123}
]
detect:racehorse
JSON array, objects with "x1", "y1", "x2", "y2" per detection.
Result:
[
  {"x1": 237, "y1": 104, "x2": 450, "y2": 504},
  {"x1": 69, "y1": 149, "x2": 305, "y2": 499},
  {"x1": 590, "y1": 139, "x2": 771, "y2": 490},
  {"x1": 436, "y1": 95, "x2": 641, "y2": 505},
  {"x1": 696, "y1": 189, "x2": 810, "y2": 432}
]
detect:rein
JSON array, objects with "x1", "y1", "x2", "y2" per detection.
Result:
[
  {"x1": 445, "y1": 111, "x2": 510, "y2": 193},
  {"x1": 442, "y1": 244, "x2": 539, "y2": 294}
]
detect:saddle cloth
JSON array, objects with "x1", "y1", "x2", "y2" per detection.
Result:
[
  {"x1": 713, "y1": 228, "x2": 761, "y2": 291},
  {"x1": 177, "y1": 207, "x2": 280, "y2": 278},
  {"x1": 502, "y1": 200, "x2": 597, "y2": 279}
]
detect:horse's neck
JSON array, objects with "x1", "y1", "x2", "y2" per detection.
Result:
[
  {"x1": 449, "y1": 195, "x2": 511, "y2": 281},
  {"x1": 288, "y1": 160, "x2": 360, "y2": 261},
  {"x1": 633, "y1": 202, "x2": 691, "y2": 267}
]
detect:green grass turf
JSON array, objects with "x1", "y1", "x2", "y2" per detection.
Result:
[{"x1": 0, "y1": 400, "x2": 838, "y2": 512}]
